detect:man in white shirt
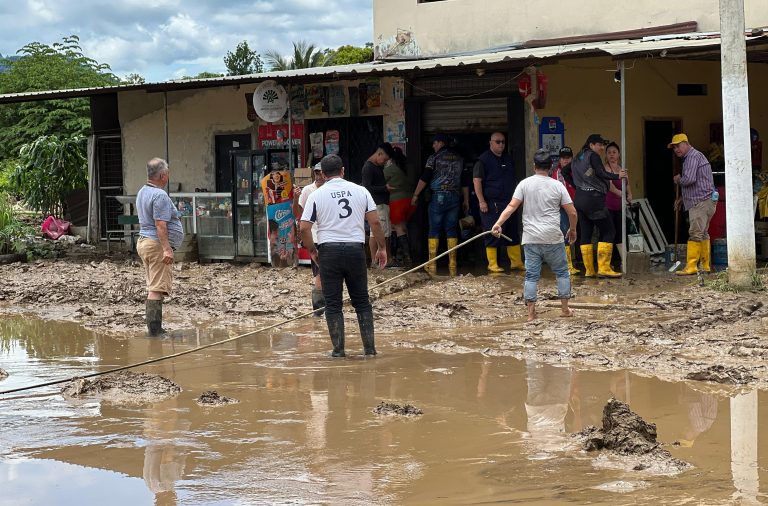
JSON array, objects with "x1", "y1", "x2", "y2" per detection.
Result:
[
  {"x1": 294, "y1": 164, "x2": 326, "y2": 315},
  {"x1": 300, "y1": 155, "x2": 388, "y2": 357},
  {"x1": 492, "y1": 149, "x2": 577, "y2": 322}
]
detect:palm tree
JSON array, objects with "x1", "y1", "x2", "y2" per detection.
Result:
[{"x1": 265, "y1": 41, "x2": 325, "y2": 71}]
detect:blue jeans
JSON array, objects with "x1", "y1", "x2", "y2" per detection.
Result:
[
  {"x1": 318, "y1": 243, "x2": 371, "y2": 315},
  {"x1": 428, "y1": 191, "x2": 460, "y2": 238},
  {"x1": 559, "y1": 208, "x2": 569, "y2": 238},
  {"x1": 523, "y1": 243, "x2": 571, "y2": 303}
]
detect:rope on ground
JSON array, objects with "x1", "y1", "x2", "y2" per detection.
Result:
[{"x1": 0, "y1": 230, "x2": 512, "y2": 397}]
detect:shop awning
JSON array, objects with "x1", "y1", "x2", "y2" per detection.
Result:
[{"x1": 1, "y1": 30, "x2": 766, "y2": 104}]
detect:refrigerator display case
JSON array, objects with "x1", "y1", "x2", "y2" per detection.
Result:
[
  {"x1": 231, "y1": 149, "x2": 300, "y2": 262},
  {"x1": 195, "y1": 193, "x2": 234, "y2": 259}
]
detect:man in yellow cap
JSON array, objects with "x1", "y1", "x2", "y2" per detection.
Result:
[{"x1": 669, "y1": 133, "x2": 717, "y2": 275}]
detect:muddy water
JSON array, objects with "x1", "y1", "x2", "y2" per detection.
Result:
[{"x1": 1, "y1": 316, "x2": 768, "y2": 505}]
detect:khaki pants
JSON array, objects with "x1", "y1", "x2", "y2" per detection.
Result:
[
  {"x1": 137, "y1": 237, "x2": 173, "y2": 295},
  {"x1": 688, "y1": 199, "x2": 716, "y2": 242}
]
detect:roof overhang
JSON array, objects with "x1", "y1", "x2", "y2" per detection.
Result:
[{"x1": 0, "y1": 31, "x2": 766, "y2": 105}]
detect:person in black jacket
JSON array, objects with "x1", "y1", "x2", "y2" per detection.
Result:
[{"x1": 562, "y1": 134, "x2": 626, "y2": 277}]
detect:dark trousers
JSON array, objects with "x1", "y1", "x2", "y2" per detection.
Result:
[
  {"x1": 318, "y1": 243, "x2": 371, "y2": 316},
  {"x1": 574, "y1": 189, "x2": 615, "y2": 243},
  {"x1": 480, "y1": 199, "x2": 519, "y2": 247}
]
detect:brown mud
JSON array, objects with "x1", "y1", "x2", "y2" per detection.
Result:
[
  {"x1": 577, "y1": 398, "x2": 690, "y2": 475},
  {"x1": 195, "y1": 390, "x2": 239, "y2": 406},
  {"x1": 61, "y1": 371, "x2": 181, "y2": 403},
  {"x1": 0, "y1": 253, "x2": 767, "y2": 390},
  {"x1": 372, "y1": 401, "x2": 424, "y2": 417},
  {"x1": 0, "y1": 367, "x2": 7, "y2": 380}
]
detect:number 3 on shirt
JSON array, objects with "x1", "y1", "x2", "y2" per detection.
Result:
[{"x1": 338, "y1": 198, "x2": 352, "y2": 218}]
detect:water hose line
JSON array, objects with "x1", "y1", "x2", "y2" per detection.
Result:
[{"x1": 0, "y1": 230, "x2": 513, "y2": 397}]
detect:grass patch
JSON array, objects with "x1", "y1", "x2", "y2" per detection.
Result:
[{"x1": 705, "y1": 270, "x2": 766, "y2": 292}]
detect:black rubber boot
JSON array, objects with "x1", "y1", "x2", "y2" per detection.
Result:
[
  {"x1": 357, "y1": 310, "x2": 376, "y2": 356},
  {"x1": 397, "y1": 234, "x2": 412, "y2": 269},
  {"x1": 145, "y1": 299, "x2": 164, "y2": 337},
  {"x1": 326, "y1": 312, "x2": 345, "y2": 357},
  {"x1": 311, "y1": 288, "x2": 325, "y2": 317}
]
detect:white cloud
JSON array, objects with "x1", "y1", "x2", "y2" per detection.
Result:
[{"x1": 0, "y1": 0, "x2": 372, "y2": 81}]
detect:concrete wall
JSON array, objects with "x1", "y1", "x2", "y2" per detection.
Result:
[
  {"x1": 118, "y1": 77, "x2": 407, "y2": 195},
  {"x1": 374, "y1": 0, "x2": 767, "y2": 58},
  {"x1": 119, "y1": 86, "x2": 257, "y2": 195},
  {"x1": 537, "y1": 56, "x2": 768, "y2": 198}
]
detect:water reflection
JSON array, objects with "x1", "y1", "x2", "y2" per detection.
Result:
[{"x1": 1, "y1": 315, "x2": 768, "y2": 504}]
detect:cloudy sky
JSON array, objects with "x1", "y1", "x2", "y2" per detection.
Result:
[{"x1": 0, "y1": 0, "x2": 373, "y2": 82}]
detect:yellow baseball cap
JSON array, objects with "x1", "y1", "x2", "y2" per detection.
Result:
[{"x1": 667, "y1": 133, "x2": 689, "y2": 148}]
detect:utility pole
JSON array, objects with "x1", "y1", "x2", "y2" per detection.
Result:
[{"x1": 720, "y1": 0, "x2": 756, "y2": 287}]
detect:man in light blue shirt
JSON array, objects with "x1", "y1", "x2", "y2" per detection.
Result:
[{"x1": 136, "y1": 158, "x2": 184, "y2": 336}]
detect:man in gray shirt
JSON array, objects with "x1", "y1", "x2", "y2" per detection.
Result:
[
  {"x1": 136, "y1": 158, "x2": 184, "y2": 335},
  {"x1": 492, "y1": 149, "x2": 577, "y2": 322}
]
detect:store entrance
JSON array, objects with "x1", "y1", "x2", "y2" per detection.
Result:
[{"x1": 643, "y1": 119, "x2": 684, "y2": 243}]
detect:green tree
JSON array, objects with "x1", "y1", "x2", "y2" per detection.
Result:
[
  {"x1": 0, "y1": 35, "x2": 118, "y2": 160},
  {"x1": 224, "y1": 40, "x2": 263, "y2": 76},
  {"x1": 122, "y1": 73, "x2": 146, "y2": 84},
  {"x1": 13, "y1": 135, "x2": 87, "y2": 217},
  {"x1": 324, "y1": 43, "x2": 374, "y2": 66},
  {"x1": 179, "y1": 71, "x2": 225, "y2": 80},
  {"x1": 265, "y1": 41, "x2": 326, "y2": 71}
]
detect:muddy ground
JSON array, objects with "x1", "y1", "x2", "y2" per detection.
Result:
[{"x1": 1, "y1": 247, "x2": 768, "y2": 390}]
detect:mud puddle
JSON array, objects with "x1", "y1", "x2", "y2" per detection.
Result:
[{"x1": 1, "y1": 315, "x2": 768, "y2": 505}]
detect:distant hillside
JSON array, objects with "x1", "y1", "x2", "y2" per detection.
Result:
[{"x1": 0, "y1": 54, "x2": 20, "y2": 73}]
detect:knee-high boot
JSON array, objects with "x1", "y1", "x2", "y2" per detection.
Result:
[
  {"x1": 580, "y1": 244, "x2": 596, "y2": 278},
  {"x1": 311, "y1": 288, "x2": 325, "y2": 317},
  {"x1": 565, "y1": 245, "x2": 580, "y2": 275},
  {"x1": 507, "y1": 245, "x2": 525, "y2": 270},
  {"x1": 146, "y1": 299, "x2": 164, "y2": 336},
  {"x1": 426, "y1": 238, "x2": 439, "y2": 275},
  {"x1": 447, "y1": 237, "x2": 458, "y2": 276},
  {"x1": 597, "y1": 242, "x2": 622, "y2": 278},
  {"x1": 356, "y1": 310, "x2": 376, "y2": 356},
  {"x1": 485, "y1": 247, "x2": 505, "y2": 273},
  {"x1": 699, "y1": 239, "x2": 711, "y2": 273},
  {"x1": 325, "y1": 312, "x2": 345, "y2": 357}
]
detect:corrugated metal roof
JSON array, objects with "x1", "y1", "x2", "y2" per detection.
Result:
[{"x1": 0, "y1": 32, "x2": 765, "y2": 104}]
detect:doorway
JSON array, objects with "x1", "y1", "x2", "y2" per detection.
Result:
[
  {"x1": 215, "y1": 134, "x2": 252, "y2": 192},
  {"x1": 643, "y1": 119, "x2": 684, "y2": 244}
]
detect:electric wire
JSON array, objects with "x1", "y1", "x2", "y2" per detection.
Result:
[{"x1": 0, "y1": 230, "x2": 513, "y2": 398}]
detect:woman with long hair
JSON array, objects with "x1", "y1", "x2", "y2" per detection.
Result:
[
  {"x1": 384, "y1": 146, "x2": 415, "y2": 267},
  {"x1": 563, "y1": 134, "x2": 626, "y2": 277},
  {"x1": 604, "y1": 142, "x2": 632, "y2": 270}
]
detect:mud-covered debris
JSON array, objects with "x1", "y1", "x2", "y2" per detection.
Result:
[
  {"x1": 580, "y1": 398, "x2": 659, "y2": 454},
  {"x1": 575, "y1": 398, "x2": 690, "y2": 472},
  {"x1": 738, "y1": 301, "x2": 763, "y2": 316},
  {"x1": 0, "y1": 367, "x2": 8, "y2": 380},
  {"x1": 196, "y1": 390, "x2": 239, "y2": 406},
  {"x1": 373, "y1": 401, "x2": 423, "y2": 417},
  {"x1": 75, "y1": 306, "x2": 94, "y2": 316},
  {"x1": 61, "y1": 371, "x2": 181, "y2": 403},
  {"x1": 436, "y1": 302, "x2": 467, "y2": 317},
  {"x1": 686, "y1": 365, "x2": 756, "y2": 384}
]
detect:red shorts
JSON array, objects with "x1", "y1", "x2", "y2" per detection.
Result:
[{"x1": 389, "y1": 198, "x2": 416, "y2": 226}]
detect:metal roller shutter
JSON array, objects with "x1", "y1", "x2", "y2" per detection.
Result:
[{"x1": 422, "y1": 98, "x2": 508, "y2": 133}]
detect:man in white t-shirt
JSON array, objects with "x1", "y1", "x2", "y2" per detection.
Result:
[
  {"x1": 294, "y1": 164, "x2": 326, "y2": 316},
  {"x1": 492, "y1": 149, "x2": 577, "y2": 322},
  {"x1": 300, "y1": 154, "x2": 387, "y2": 357}
]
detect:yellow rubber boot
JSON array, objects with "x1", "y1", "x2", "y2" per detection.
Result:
[
  {"x1": 485, "y1": 247, "x2": 505, "y2": 273},
  {"x1": 597, "y1": 242, "x2": 622, "y2": 278},
  {"x1": 565, "y1": 245, "x2": 580, "y2": 275},
  {"x1": 507, "y1": 245, "x2": 525, "y2": 270},
  {"x1": 447, "y1": 238, "x2": 458, "y2": 276},
  {"x1": 580, "y1": 244, "x2": 596, "y2": 278},
  {"x1": 426, "y1": 238, "x2": 439, "y2": 275},
  {"x1": 676, "y1": 240, "x2": 700, "y2": 276},
  {"x1": 699, "y1": 239, "x2": 711, "y2": 273}
]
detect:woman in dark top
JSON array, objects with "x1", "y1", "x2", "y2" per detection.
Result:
[{"x1": 563, "y1": 133, "x2": 626, "y2": 278}]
